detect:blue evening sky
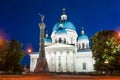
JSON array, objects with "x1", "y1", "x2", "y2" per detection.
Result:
[{"x1": 0, "y1": 0, "x2": 120, "y2": 52}]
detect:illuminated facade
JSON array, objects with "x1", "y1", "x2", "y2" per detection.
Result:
[{"x1": 30, "y1": 9, "x2": 95, "y2": 73}]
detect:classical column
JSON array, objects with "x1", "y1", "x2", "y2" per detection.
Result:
[
  {"x1": 52, "y1": 52, "x2": 55, "y2": 72},
  {"x1": 73, "y1": 51, "x2": 75, "y2": 72},
  {"x1": 34, "y1": 14, "x2": 48, "y2": 73},
  {"x1": 70, "y1": 51, "x2": 74, "y2": 72},
  {"x1": 59, "y1": 52, "x2": 61, "y2": 72},
  {"x1": 30, "y1": 58, "x2": 33, "y2": 72},
  {"x1": 54, "y1": 52, "x2": 56, "y2": 72},
  {"x1": 66, "y1": 52, "x2": 68, "y2": 72}
]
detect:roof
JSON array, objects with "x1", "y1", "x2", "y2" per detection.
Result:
[
  {"x1": 53, "y1": 21, "x2": 76, "y2": 31},
  {"x1": 77, "y1": 49, "x2": 92, "y2": 52},
  {"x1": 55, "y1": 28, "x2": 67, "y2": 34},
  {"x1": 44, "y1": 37, "x2": 52, "y2": 43},
  {"x1": 45, "y1": 43, "x2": 75, "y2": 49},
  {"x1": 78, "y1": 34, "x2": 89, "y2": 40}
]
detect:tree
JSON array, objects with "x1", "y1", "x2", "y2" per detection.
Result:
[
  {"x1": 91, "y1": 30, "x2": 120, "y2": 75},
  {"x1": 0, "y1": 40, "x2": 24, "y2": 74},
  {"x1": 106, "y1": 35, "x2": 120, "y2": 74},
  {"x1": 8, "y1": 40, "x2": 24, "y2": 74},
  {"x1": 0, "y1": 40, "x2": 9, "y2": 73}
]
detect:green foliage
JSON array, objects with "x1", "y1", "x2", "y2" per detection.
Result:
[
  {"x1": 91, "y1": 30, "x2": 120, "y2": 74},
  {"x1": 0, "y1": 40, "x2": 9, "y2": 72},
  {"x1": 0, "y1": 40, "x2": 24, "y2": 74}
]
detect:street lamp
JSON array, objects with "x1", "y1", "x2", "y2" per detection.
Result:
[
  {"x1": 118, "y1": 32, "x2": 120, "y2": 37},
  {"x1": 104, "y1": 59, "x2": 109, "y2": 75},
  {"x1": 104, "y1": 59, "x2": 109, "y2": 64},
  {"x1": 27, "y1": 48, "x2": 32, "y2": 53},
  {"x1": 0, "y1": 37, "x2": 3, "y2": 46}
]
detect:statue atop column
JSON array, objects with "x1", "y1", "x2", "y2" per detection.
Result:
[
  {"x1": 39, "y1": 13, "x2": 44, "y2": 23},
  {"x1": 34, "y1": 13, "x2": 48, "y2": 73}
]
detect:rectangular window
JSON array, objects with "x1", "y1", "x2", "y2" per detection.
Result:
[{"x1": 83, "y1": 63, "x2": 86, "y2": 70}]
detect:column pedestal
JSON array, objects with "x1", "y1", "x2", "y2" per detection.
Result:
[{"x1": 34, "y1": 57, "x2": 48, "y2": 73}]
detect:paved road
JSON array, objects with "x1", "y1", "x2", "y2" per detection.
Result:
[{"x1": 0, "y1": 75, "x2": 120, "y2": 80}]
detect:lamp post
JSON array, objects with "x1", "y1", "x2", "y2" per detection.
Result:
[
  {"x1": 27, "y1": 48, "x2": 32, "y2": 53},
  {"x1": 24, "y1": 48, "x2": 32, "y2": 73},
  {"x1": 104, "y1": 59, "x2": 109, "y2": 64},
  {"x1": 118, "y1": 32, "x2": 120, "y2": 37},
  {"x1": 104, "y1": 59, "x2": 109, "y2": 75},
  {"x1": 0, "y1": 37, "x2": 3, "y2": 46}
]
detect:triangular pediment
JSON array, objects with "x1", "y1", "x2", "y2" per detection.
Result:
[{"x1": 45, "y1": 43, "x2": 74, "y2": 49}]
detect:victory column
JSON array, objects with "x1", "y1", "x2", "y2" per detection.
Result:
[{"x1": 34, "y1": 14, "x2": 48, "y2": 73}]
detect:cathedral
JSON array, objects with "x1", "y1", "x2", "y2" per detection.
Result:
[{"x1": 30, "y1": 9, "x2": 95, "y2": 73}]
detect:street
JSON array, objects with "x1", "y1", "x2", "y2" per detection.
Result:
[{"x1": 0, "y1": 75, "x2": 120, "y2": 80}]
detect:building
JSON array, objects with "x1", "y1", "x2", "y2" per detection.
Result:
[{"x1": 30, "y1": 9, "x2": 95, "y2": 73}]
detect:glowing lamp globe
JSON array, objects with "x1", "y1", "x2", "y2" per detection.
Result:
[
  {"x1": 118, "y1": 32, "x2": 120, "y2": 37},
  {"x1": 104, "y1": 59, "x2": 109, "y2": 64},
  {"x1": 27, "y1": 48, "x2": 32, "y2": 53}
]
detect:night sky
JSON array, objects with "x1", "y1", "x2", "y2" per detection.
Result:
[{"x1": 0, "y1": 0, "x2": 120, "y2": 52}]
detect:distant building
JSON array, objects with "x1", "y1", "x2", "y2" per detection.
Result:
[{"x1": 30, "y1": 9, "x2": 95, "y2": 73}]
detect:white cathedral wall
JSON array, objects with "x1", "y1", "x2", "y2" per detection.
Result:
[
  {"x1": 29, "y1": 53, "x2": 39, "y2": 72},
  {"x1": 45, "y1": 46, "x2": 75, "y2": 72},
  {"x1": 29, "y1": 48, "x2": 95, "y2": 73},
  {"x1": 51, "y1": 31, "x2": 55, "y2": 43},
  {"x1": 46, "y1": 51, "x2": 74, "y2": 72},
  {"x1": 51, "y1": 30, "x2": 78, "y2": 45},
  {"x1": 51, "y1": 32, "x2": 68, "y2": 44},
  {"x1": 45, "y1": 42, "x2": 52, "y2": 46},
  {"x1": 78, "y1": 39, "x2": 89, "y2": 49},
  {"x1": 66, "y1": 29, "x2": 78, "y2": 45},
  {"x1": 75, "y1": 52, "x2": 94, "y2": 72},
  {"x1": 56, "y1": 34, "x2": 67, "y2": 43},
  {"x1": 67, "y1": 51, "x2": 74, "y2": 72}
]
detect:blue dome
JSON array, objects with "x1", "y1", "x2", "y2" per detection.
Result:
[
  {"x1": 53, "y1": 21, "x2": 76, "y2": 31},
  {"x1": 55, "y1": 28, "x2": 67, "y2": 34},
  {"x1": 44, "y1": 37, "x2": 52, "y2": 43},
  {"x1": 78, "y1": 34, "x2": 89, "y2": 40}
]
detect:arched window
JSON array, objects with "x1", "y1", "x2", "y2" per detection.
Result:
[
  {"x1": 55, "y1": 39, "x2": 57, "y2": 43},
  {"x1": 59, "y1": 56, "x2": 61, "y2": 60},
  {"x1": 59, "y1": 38, "x2": 62, "y2": 43},
  {"x1": 82, "y1": 43, "x2": 85, "y2": 49},
  {"x1": 79, "y1": 44, "x2": 81, "y2": 49},
  {"x1": 86, "y1": 43, "x2": 88, "y2": 49},
  {"x1": 67, "y1": 51, "x2": 69, "y2": 54},
  {"x1": 83, "y1": 63, "x2": 86, "y2": 70},
  {"x1": 64, "y1": 38, "x2": 66, "y2": 44},
  {"x1": 58, "y1": 56, "x2": 61, "y2": 71},
  {"x1": 71, "y1": 38, "x2": 73, "y2": 44}
]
